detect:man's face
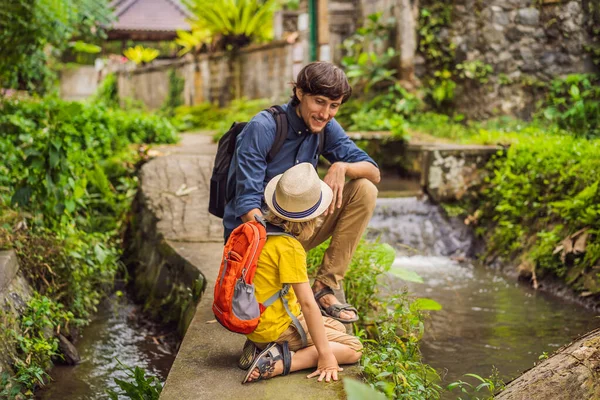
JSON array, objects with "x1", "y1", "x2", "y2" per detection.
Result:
[{"x1": 296, "y1": 90, "x2": 343, "y2": 133}]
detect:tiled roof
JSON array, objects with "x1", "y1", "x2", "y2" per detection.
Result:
[{"x1": 110, "y1": 0, "x2": 192, "y2": 32}]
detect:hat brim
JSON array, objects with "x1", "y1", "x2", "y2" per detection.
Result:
[{"x1": 264, "y1": 174, "x2": 333, "y2": 222}]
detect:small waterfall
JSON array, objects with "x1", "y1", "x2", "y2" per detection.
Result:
[{"x1": 368, "y1": 197, "x2": 475, "y2": 257}]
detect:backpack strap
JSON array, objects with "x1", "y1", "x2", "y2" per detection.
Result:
[
  {"x1": 263, "y1": 284, "x2": 308, "y2": 347},
  {"x1": 265, "y1": 106, "x2": 288, "y2": 163},
  {"x1": 317, "y1": 129, "x2": 326, "y2": 157},
  {"x1": 262, "y1": 223, "x2": 307, "y2": 347}
]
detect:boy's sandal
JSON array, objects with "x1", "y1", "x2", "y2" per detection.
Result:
[
  {"x1": 242, "y1": 341, "x2": 292, "y2": 384},
  {"x1": 238, "y1": 339, "x2": 260, "y2": 370},
  {"x1": 314, "y1": 287, "x2": 359, "y2": 324}
]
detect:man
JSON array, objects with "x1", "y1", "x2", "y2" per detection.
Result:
[{"x1": 224, "y1": 61, "x2": 380, "y2": 324}]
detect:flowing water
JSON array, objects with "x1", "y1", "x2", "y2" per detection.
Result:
[
  {"x1": 368, "y1": 197, "x2": 600, "y2": 389},
  {"x1": 36, "y1": 292, "x2": 177, "y2": 400},
  {"x1": 36, "y1": 191, "x2": 599, "y2": 399}
]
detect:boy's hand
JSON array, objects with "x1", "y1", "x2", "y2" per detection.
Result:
[{"x1": 307, "y1": 352, "x2": 343, "y2": 382}]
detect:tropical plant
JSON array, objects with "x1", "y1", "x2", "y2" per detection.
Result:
[
  {"x1": 341, "y1": 13, "x2": 397, "y2": 94},
  {"x1": 106, "y1": 360, "x2": 163, "y2": 400},
  {"x1": 182, "y1": 0, "x2": 280, "y2": 51},
  {"x1": 0, "y1": 0, "x2": 112, "y2": 94},
  {"x1": 175, "y1": 28, "x2": 212, "y2": 56},
  {"x1": 123, "y1": 46, "x2": 160, "y2": 65}
]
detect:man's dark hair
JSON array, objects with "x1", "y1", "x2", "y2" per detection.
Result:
[{"x1": 291, "y1": 62, "x2": 352, "y2": 106}]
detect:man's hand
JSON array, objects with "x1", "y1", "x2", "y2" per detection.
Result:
[
  {"x1": 323, "y1": 162, "x2": 347, "y2": 216},
  {"x1": 307, "y1": 352, "x2": 343, "y2": 382}
]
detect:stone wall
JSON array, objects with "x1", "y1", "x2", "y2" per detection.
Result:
[
  {"x1": 345, "y1": 0, "x2": 597, "y2": 118},
  {"x1": 450, "y1": 0, "x2": 596, "y2": 118},
  {"x1": 0, "y1": 251, "x2": 33, "y2": 377},
  {"x1": 116, "y1": 41, "x2": 296, "y2": 109}
]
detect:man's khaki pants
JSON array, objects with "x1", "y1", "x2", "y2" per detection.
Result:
[{"x1": 299, "y1": 178, "x2": 378, "y2": 290}]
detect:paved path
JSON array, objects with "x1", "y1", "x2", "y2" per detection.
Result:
[{"x1": 142, "y1": 132, "x2": 353, "y2": 399}]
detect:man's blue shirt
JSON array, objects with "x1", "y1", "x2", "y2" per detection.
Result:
[{"x1": 223, "y1": 101, "x2": 378, "y2": 238}]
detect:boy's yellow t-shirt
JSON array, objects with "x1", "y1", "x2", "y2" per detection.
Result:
[{"x1": 246, "y1": 235, "x2": 309, "y2": 344}]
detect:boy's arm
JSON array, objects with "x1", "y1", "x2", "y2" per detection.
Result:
[{"x1": 292, "y1": 281, "x2": 342, "y2": 382}]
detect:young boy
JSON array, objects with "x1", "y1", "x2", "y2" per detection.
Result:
[{"x1": 243, "y1": 163, "x2": 363, "y2": 384}]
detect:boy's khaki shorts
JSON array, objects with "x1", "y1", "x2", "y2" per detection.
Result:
[{"x1": 254, "y1": 313, "x2": 363, "y2": 352}]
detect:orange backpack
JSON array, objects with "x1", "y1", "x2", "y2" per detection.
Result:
[{"x1": 212, "y1": 219, "x2": 307, "y2": 345}]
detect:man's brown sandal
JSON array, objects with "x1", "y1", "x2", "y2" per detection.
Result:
[{"x1": 314, "y1": 287, "x2": 359, "y2": 324}]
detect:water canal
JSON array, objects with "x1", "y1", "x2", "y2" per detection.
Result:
[
  {"x1": 36, "y1": 292, "x2": 177, "y2": 400},
  {"x1": 37, "y1": 190, "x2": 599, "y2": 399},
  {"x1": 369, "y1": 196, "x2": 599, "y2": 391}
]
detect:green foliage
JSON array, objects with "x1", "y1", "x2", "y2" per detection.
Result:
[
  {"x1": 1, "y1": 294, "x2": 74, "y2": 396},
  {"x1": 171, "y1": 97, "x2": 272, "y2": 139},
  {"x1": 335, "y1": 83, "x2": 422, "y2": 138},
  {"x1": 182, "y1": 0, "x2": 280, "y2": 51},
  {"x1": 0, "y1": 98, "x2": 177, "y2": 220},
  {"x1": 341, "y1": 13, "x2": 397, "y2": 94},
  {"x1": 541, "y1": 74, "x2": 600, "y2": 138},
  {"x1": 344, "y1": 379, "x2": 387, "y2": 400},
  {"x1": 161, "y1": 69, "x2": 186, "y2": 117},
  {"x1": 92, "y1": 73, "x2": 120, "y2": 108},
  {"x1": 307, "y1": 239, "x2": 442, "y2": 399},
  {"x1": 430, "y1": 70, "x2": 456, "y2": 107},
  {"x1": 446, "y1": 369, "x2": 504, "y2": 400},
  {"x1": 418, "y1": 3, "x2": 457, "y2": 111},
  {"x1": 106, "y1": 360, "x2": 163, "y2": 400},
  {"x1": 0, "y1": 0, "x2": 112, "y2": 94},
  {"x1": 456, "y1": 61, "x2": 493, "y2": 84},
  {"x1": 175, "y1": 28, "x2": 212, "y2": 56},
  {"x1": 449, "y1": 124, "x2": 600, "y2": 293},
  {"x1": 418, "y1": 4, "x2": 455, "y2": 73},
  {"x1": 0, "y1": 96, "x2": 177, "y2": 395}
]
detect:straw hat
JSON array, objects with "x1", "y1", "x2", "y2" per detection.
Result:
[{"x1": 264, "y1": 163, "x2": 333, "y2": 222}]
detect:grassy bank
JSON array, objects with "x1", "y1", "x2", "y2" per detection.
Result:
[{"x1": 0, "y1": 96, "x2": 178, "y2": 397}]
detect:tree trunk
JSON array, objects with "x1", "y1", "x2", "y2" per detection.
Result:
[
  {"x1": 396, "y1": 0, "x2": 419, "y2": 84},
  {"x1": 496, "y1": 328, "x2": 600, "y2": 400}
]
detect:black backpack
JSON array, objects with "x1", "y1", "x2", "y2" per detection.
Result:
[{"x1": 208, "y1": 105, "x2": 325, "y2": 218}]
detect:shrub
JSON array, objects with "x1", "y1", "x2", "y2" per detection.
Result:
[
  {"x1": 541, "y1": 74, "x2": 600, "y2": 138},
  {"x1": 0, "y1": 96, "x2": 177, "y2": 395},
  {"x1": 307, "y1": 239, "x2": 442, "y2": 399},
  {"x1": 463, "y1": 128, "x2": 600, "y2": 293},
  {"x1": 171, "y1": 97, "x2": 272, "y2": 139}
]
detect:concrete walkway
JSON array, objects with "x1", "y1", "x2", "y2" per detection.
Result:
[{"x1": 143, "y1": 133, "x2": 353, "y2": 399}]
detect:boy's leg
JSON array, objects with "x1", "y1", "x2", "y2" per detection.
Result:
[
  {"x1": 246, "y1": 316, "x2": 362, "y2": 381},
  {"x1": 300, "y1": 178, "x2": 377, "y2": 319},
  {"x1": 276, "y1": 315, "x2": 363, "y2": 353}
]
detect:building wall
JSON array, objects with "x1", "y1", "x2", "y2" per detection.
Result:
[
  {"x1": 116, "y1": 41, "x2": 296, "y2": 109},
  {"x1": 59, "y1": 66, "x2": 100, "y2": 101}
]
